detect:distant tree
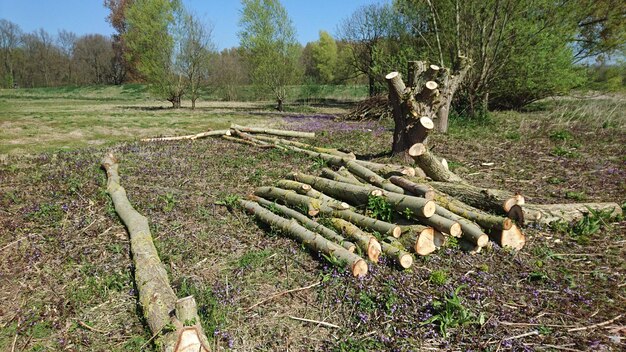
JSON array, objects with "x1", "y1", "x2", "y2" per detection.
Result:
[
  {"x1": 573, "y1": 0, "x2": 626, "y2": 61},
  {"x1": 310, "y1": 31, "x2": 338, "y2": 84},
  {"x1": 212, "y1": 47, "x2": 249, "y2": 101},
  {"x1": 337, "y1": 3, "x2": 414, "y2": 96},
  {"x1": 177, "y1": 13, "x2": 216, "y2": 109},
  {"x1": 124, "y1": 0, "x2": 186, "y2": 107},
  {"x1": 238, "y1": 0, "x2": 301, "y2": 111},
  {"x1": 74, "y1": 34, "x2": 115, "y2": 84},
  {"x1": 0, "y1": 19, "x2": 22, "y2": 87},
  {"x1": 104, "y1": 0, "x2": 135, "y2": 82},
  {"x1": 57, "y1": 30, "x2": 77, "y2": 84}
]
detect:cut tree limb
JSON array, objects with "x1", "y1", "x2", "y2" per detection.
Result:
[
  {"x1": 396, "y1": 226, "x2": 444, "y2": 256},
  {"x1": 250, "y1": 195, "x2": 356, "y2": 252},
  {"x1": 290, "y1": 173, "x2": 436, "y2": 218},
  {"x1": 251, "y1": 135, "x2": 355, "y2": 159},
  {"x1": 330, "y1": 218, "x2": 382, "y2": 263},
  {"x1": 240, "y1": 200, "x2": 368, "y2": 277},
  {"x1": 389, "y1": 176, "x2": 435, "y2": 200},
  {"x1": 101, "y1": 153, "x2": 210, "y2": 352},
  {"x1": 489, "y1": 224, "x2": 525, "y2": 250},
  {"x1": 408, "y1": 143, "x2": 464, "y2": 183},
  {"x1": 434, "y1": 205, "x2": 489, "y2": 247},
  {"x1": 254, "y1": 187, "x2": 323, "y2": 216},
  {"x1": 381, "y1": 238, "x2": 414, "y2": 269},
  {"x1": 429, "y1": 180, "x2": 524, "y2": 215},
  {"x1": 343, "y1": 159, "x2": 406, "y2": 194},
  {"x1": 141, "y1": 129, "x2": 230, "y2": 142},
  {"x1": 522, "y1": 202, "x2": 623, "y2": 226},
  {"x1": 321, "y1": 167, "x2": 363, "y2": 186},
  {"x1": 275, "y1": 179, "x2": 350, "y2": 210},
  {"x1": 230, "y1": 124, "x2": 315, "y2": 138}
]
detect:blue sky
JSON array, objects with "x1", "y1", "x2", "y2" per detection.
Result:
[{"x1": 0, "y1": 0, "x2": 390, "y2": 49}]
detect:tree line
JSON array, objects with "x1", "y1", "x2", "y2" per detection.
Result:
[{"x1": 1, "y1": 0, "x2": 624, "y2": 114}]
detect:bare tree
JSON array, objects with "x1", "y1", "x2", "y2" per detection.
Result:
[
  {"x1": 74, "y1": 34, "x2": 115, "y2": 84},
  {"x1": 57, "y1": 30, "x2": 77, "y2": 84},
  {"x1": 0, "y1": 19, "x2": 22, "y2": 87}
]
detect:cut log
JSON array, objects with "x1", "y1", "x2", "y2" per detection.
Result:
[
  {"x1": 101, "y1": 153, "x2": 210, "y2": 352},
  {"x1": 522, "y1": 202, "x2": 623, "y2": 226},
  {"x1": 389, "y1": 176, "x2": 435, "y2": 200},
  {"x1": 240, "y1": 200, "x2": 368, "y2": 277},
  {"x1": 343, "y1": 159, "x2": 406, "y2": 194},
  {"x1": 380, "y1": 239, "x2": 414, "y2": 269},
  {"x1": 330, "y1": 218, "x2": 382, "y2": 263},
  {"x1": 275, "y1": 179, "x2": 350, "y2": 210},
  {"x1": 332, "y1": 208, "x2": 402, "y2": 238},
  {"x1": 250, "y1": 195, "x2": 356, "y2": 252},
  {"x1": 408, "y1": 143, "x2": 464, "y2": 183},
  {"x1": 141, "y1": 129, "x2": 230, "y2": 142},
  {"x1": 230, "y1": 124, "x2": 315, "y2": 138},
  {"x1": 291, "y1": 173, "x2": 436, "y2": 218},
  {"x1": 429, "y1": 180, "x2": 524, "y2": 215},
  {"x1": 458, "y1": 238, "x2": 482, "y2": 254},
  {"x1": 434, "y1": 205, "x2": 489, "y2": 247},
  {"x1": 433, "y1": 191, "x2": 513, "y2": 231},
  {"x1": 397, "y1": 227, "x2": 444, "y2": 256},
  {"x1": 417, "y1": 213, "x2": 462, "y2": 238},
  {"x1": 321, "y1": 167, "x2": 363, "y2": 186},
  {"x1": 336, "y1": 166, "x2": 366, "y2": 184},
  {"x1": 251, "y1": 134, "x2": 355, "y2": 159},
  {"x1": 490, "y1": 224, "x2": 525, "y2": 250},
  {"x1": 222, "y1": 135, "x2": 277, "y2": 149},
  {"x1": 254, "y1": 187, "x2": 323, "y2": 216}
]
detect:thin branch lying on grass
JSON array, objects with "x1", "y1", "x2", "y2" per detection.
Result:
[
  {"x1": 288, "y1": 316, "x2": 340, "y2": 329},
  {"x1": 141, "y1": 129, "x2": 230, "y2": 142},
  {"x1": 247, "y1": 281, "x2": 321, "y2": 310},
  {"x1": 567, "y1": 314, "x2": 623, "y2": 332}
]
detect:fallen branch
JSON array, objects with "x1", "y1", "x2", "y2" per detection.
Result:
[
  {"x1": 231, "y1": 124, "x2": 315, "y2": 138},
  {"x1": 141, "y1": 129, "x2": 230, "y2": 142},
  {"x1": 523, "y1": 202, "x2": 623, "y2": 226},
  {"x1": 288, "y1": 316, "x2": 340, "y2": 329},
  {"x1": 330, "y1": 218, "x2": 382, "y2": 262},
  {"x1": 102, "y1": 153, "x2": 210, "y2": 352},
  {"x1": 240, "y1": 199, "x2": 368, "y2": 277},
  {"x1": 567, "y1": 314, "x2": 623, "y2": 332},
  {"x1": 247, "y1": 281, "x2": 321, "y2": 310}
]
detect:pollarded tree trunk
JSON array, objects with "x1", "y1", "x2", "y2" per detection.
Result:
[{"x1": 386, "y1": 56, "x2": 471, "y2": 159}]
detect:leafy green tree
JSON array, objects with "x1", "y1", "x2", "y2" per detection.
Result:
[
  {"x1": 238, "y1": 0, "x2": 301, "y2": 111},
  {"x1": 310, "y1": 31, "x2": 338, "y2": 84},
  {"x1": 124, "y1": 0, "x2": 185, "y2": 107}
]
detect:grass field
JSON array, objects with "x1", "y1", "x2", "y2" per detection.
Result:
[{"x1": 0, "y1": 86, "x2": 625, "y2": 351}]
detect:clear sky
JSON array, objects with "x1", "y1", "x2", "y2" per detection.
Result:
[{"x1": 0, "y1": 0, "x2": 390, "y2": 49}]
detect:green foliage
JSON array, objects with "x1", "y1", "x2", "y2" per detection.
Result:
[
  {"x1": 366, "y1": 195, "x2": 393, "y2": 222},
  {"x1": 429, "y1": 270, "x2": 449, "y2": 286},
  {"x1": 550, "y1": 207, "x2": 618, "y2": 245},
  {"x1": 421, "y1": 285, "x2": 484, "y2": 338},
  {"x1": 550, "y1": 129, "x2": 574, "y2": 141},
  {"x1": 358, "y1": 291, "x2": 377, "y2": 312},
  {"x1": 237, "y1": 249, "x2": 272, "y2": 268},
  {"x1": 546, "y1": 177, "x2": 564, "y2": 185},
  {"x1": 215, "y1": 194, "x2": 240, "y2": 208},
  {"x1": 238, "y1": 0, "x2": 301, "y2": 109},
  {"x1": 565, "y1": 191, "x2": 586, "y2": 201},
  {"x1": 310, "y1": 31, "x2": 338, "y2": 84},
  {"x1": 158, "y1": 192, "x2": 177, "y2": 212}
]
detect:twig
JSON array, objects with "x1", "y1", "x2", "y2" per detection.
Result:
[
  {"x1": 567, "y1": 314, "x2": 623, "y2": 332},
  {"x1": 247, "y1": 281, "x2": 320, "y2": 310},
  {"x1": 78, "y1": 320, "x2": 108, "y2": 334},
  {"x1": 288, "y1": 316, "x2": 340, "y2": 329},
  {"x1": 536, "y1": 344, "x2": 584, "y2": 352},
  {"x1": 489, "y1": 330, "x2": 538, "y2": 345},
  {"x1": 500, "y1": 321, "x2": 576, "y2": 328},
  {"x1": 10, "y1": 332, "x2": 17, "y2": 352}
]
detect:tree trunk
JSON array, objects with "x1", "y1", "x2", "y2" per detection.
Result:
[
  {"x1": 388, "y1": 176, "x2": 435, "y2": 200},
  {"x1": 240, "y1": 199, "x2": 368, "y2": 277},
  {"x1": 523, "y1": 202, "x2": 623, "y2": 226},
  {"x1": 276, "y1": 98, "x2": 283, "y2": 112},
  {"x1": 386, "y1": 56, "x2": 472, "y2": 157},
  {"x1": 101, "y1": 154, "x2": 210, "y2": 352},
  {"x1": 408, "y1": 143, "x2": 463, "y2": 183}
]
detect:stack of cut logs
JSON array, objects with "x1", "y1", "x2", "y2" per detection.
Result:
[{"x1": 143, "y1": 125, "x2": 623, "y2": 278}]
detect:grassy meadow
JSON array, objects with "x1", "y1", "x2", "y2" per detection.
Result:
[{"x1": 0, "y1": 86, "x2": 625, "y2": 351}]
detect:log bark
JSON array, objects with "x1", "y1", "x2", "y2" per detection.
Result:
[
  {"x1": 429, "y1": 180, "x2": 524, "y2": 216},
  {"x1": 522, "y1": 202, "x2": 623, "y2": 226},
  {"x1": 250, "y1": 195, "x2": 356, "y2": 252},
  {"x1": 343, "y1": 159, "x2": 406, "y2": 194},
  {"x1": 336, "y1": 166, "x2": 366, "y2": 184},
  {"x1": 102, "y1": 153, "x2": 210, "y2": 352},
  {"x1": 222, "y1": 135, "x2": 278, "y2": 149},
  {"x1": 380, "y1": 239, "x2": 414, "y2": 269},
  {"x1": 141, "y1": 129, "x2": 230, "y2": 142},
  {"x1": 230, "y1": 124, "x2": 315, "y2": 138},
  {"x1": 240, "y1": 200, "x2": 368, "y2": 277},
  {"x1": 251, "y1": 135, "x2": 356, "y2": 159},
  {"x1": 436, "y1": 56, "x2": 472, "y2": 133},
  {"x1": 417, "y1": 213, "x2": 462, "y2": 238},
  {"x1": 388, "y1": 176, "x2": 435, "y2": 200},
  {"x1": 408, "y1": 143, "x2": 464, "y2": 183},
  {"x1": 330, "y1": 218, "x2": 382, "y2": 263},
  {"x1": 434, "y1": 205, "x2": 489, "y2": 247},
  {"x1": 275, "y1": 179, "x2": 350, "y2": 210},
  {"x1": 321, "y1": 167, "x2": 363, "y2": 186},
  {"x1": 254, "y1": 187, "x2": 323, "y2": 216},
  {"x1": 433, "y1": 191, "x2": 513, "y2": 232},
  {"x1": 290, "y1": 173, "x2": 437, "y2": 218}
]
